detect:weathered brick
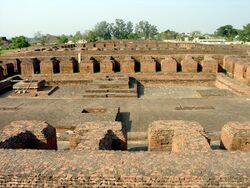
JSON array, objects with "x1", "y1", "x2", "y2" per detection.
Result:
[
  {"x1": 181, "y1": 56, "x2": 198, "y2": 73},
  {"x1": 70, "y1": 121, "x2": 127, "y2": 151},
  {"x1": 148, "y1": 120, "x2": 210, "y2": 152},
  {"x1": 161, "y1": 56, "x2": 177, "y2": 73},
  {"x1": 0, "y1": 120, "x2": 57, "y2": 150},
  {"x1": 120, "y1": 56, "x2": 135, "y2": 73},
  {"x1": 201, "y1": 56, "x2": 218, "y2": 73},
  {"x1": 220, "y1": 121, "x2": 250, "y2": 151},
  {"x1": 140, "y1": 57, "x2": 156, "y2": 73}
]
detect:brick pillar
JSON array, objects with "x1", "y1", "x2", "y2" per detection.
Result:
[
  {"x1": 60, "y1": 59, "x2": 73, "y2": 74},
  {"x1": 80, "y1": 60, "x2": 94, "y2": 74},
  {"x1": 181, "y1": 56, "x2": 198, "y2": 73},
  {"x1": 100, "y1": 57, "x2": 114, "y2": 73},
  {"x1": 201, "y1": 56, "x2": 218, "y2": 73},
  {"x1": 161, "y1": 56, "x2": 177, "y2": 73},
  {"x1": 120, "y1": 57, "x2": 135, "y2": 73},
  {"x1": 223, "y1": 56, "x2": 237, "y2": 76},
  {"x1": 21, "y1": 59, "x2": 34, "y2": 77},
  {"x1": 40, "y1": 59, "x2": 53, "y2": 74},
  {"x1": 140, "y1": 57, "x2": 156, "y2": 73}
]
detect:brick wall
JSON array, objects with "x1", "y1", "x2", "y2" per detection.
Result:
[{"x1": 0, "y1": 150, "x2": 249, "y2": 187}]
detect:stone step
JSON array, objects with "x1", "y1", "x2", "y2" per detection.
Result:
[
  {"x1": 92, "y1": 82, "x2": 129, "y2": 89},
  {"x1": 82, "y1": 93, "x2": 138, "y2": 98},
  {"x1": 85, "y1": 88, "x2": 136, "y2": 93}
]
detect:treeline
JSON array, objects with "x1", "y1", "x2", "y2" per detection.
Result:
[{"x1": 0, "y1": 19, "x2": 250, "y2": 51}]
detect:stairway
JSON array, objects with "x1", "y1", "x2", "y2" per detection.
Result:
[{"x1": 83, "y1": 74, "x2": 138, "y2": 98}]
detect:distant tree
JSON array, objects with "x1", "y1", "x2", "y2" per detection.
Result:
[
  {"x1": 58, "y1": 35, "x2": 68, "y2": 44},
  {"x1": 111, "y1": 19, "x2": 134, "y2": 39},
  {"x1": 135, "y1": 21, "x2": 158, "y2": 39},
  {"x1": 73, "y1": 31, "x2": 83, "y2": 43},
  {"x1": 93, "y1": 21, "x2": 112, "y2": 40},
  {"x1": 214, "y1": 25, "x2": 238, "y2": 40},
  {"x1": 127, "y1": 33, "x2": 140, "y2": 40},
  {"x1": 33, "y1": 32, "x2": 47, "y2": 45},
  {"x1": 161, "y1": 30, "x2": 178, "y2": 40},
  {"x1": 11, "y1": 36, "x2": 30, "y2": 49},
  {"x1": 83, "y1": 30, "x2": 98, "y2": 42},
  {"x1": 238, "y1": 23, "x2": 250, "y2": 42}
]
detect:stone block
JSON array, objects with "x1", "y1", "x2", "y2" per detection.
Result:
[
  {"x1": 181, "y1": 56, "x2": 198, "y2": 73},
  {"x1": 148, "y1": 120, "x2": 210, "y2": 152},
  {"x1": 100, "y1": 60, "x2": 114, "y2": 73},
  {"x1": 161, "y1": 57, "x2": 177, "y2": 73},
  {"x1": 80, "y1": 60, "x2": 94, "y2": 74},
  {"x1": 70, "y1": 121, "x2": 127, "y2": 151},
  {"x1": 220, "y1": 121, "x2": 250, "y2": 151},
  {"x1": 201, "y1": 57, "x2": 218, "y2": 73},
  {"x1": 0, "y1": 120, "x2": 57, "y2": 150}
]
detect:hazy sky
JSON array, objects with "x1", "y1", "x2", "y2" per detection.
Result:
[{"x1": 0, "y1": 0, "x2": 249, "y2": 38}]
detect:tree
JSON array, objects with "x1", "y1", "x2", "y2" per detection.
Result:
[
  {"x1": 238, "y1": 23, "x2": 250, "y2": 42},
  {"x1": 93, "y1": 21, "x2": 112, "y2": 40},
  {"x1": 111, "y1": 19, "x2": 134, "y2": 39},
  {"x1": 73, "y1": 31, "x2": 83, "y2": 43},
  {"x1": 83, "y1": 30, "x2": 98, "y2": 42},
  {"x1": 11, "y1": 36, "x2": 30, "y2": 49},
  {"x1": 135, "y1": 21, "x2": 158, "y2": 39},
  {"x1": 33, "y1": 32, "x2": 47, "y2": 45},
  {"x1": 58, "y1": 35, "x2": 68, "y2": 44},
  {"x1": 161, "y1": 30, "x2": 178, "y2": 40},
  {"x1": 214, "y1": 25, "x2": 238, "y2": 40}
]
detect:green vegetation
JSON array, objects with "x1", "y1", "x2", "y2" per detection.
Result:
[
  {"x1": 3, "y1": 21, "x2": 250, "y2": 49},
  {"x1": 58, "y1": 35, "x2": 69, "y2": 44},
  {"x1": 11, "y1": 36, "x2": 30, "y2": 49}
]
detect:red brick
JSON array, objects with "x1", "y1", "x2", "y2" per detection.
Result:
[
  {"x1": 148, "y1": 120, "x2": 210, "y2": 152},
  {"x1": 161, "y1": 56, "x2": 177, "y2": 73},
  {"x1": 40, "y1": 60, "x2": 53, "y2": 74},
  {"x1": 0, "y1": 120, "x2": 57, "y2": 150},
  {"x1": 201, "y1": 56, "x2": 218, "y2": 73},
  {"x1": 21, "y1": 59, "x2": 34, "y2": 77},
  {"x1": 181, "y1": 56, "x2": 198, "y2": 73},
  {"x1": 120, "y1": 57, "x2": 135, "y2": 73},
  {"x1": 80, "y1": 60, "x2": 94, "y2": 74}
]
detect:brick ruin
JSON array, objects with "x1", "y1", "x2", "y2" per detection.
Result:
[
  {"x1": 0, "y1": 120, "x2": 250, "y2": 187},
  {"x1": 0, "y1": 41, "x2": 250, "y2": 187},
  {"x1": 148, "y1": 120, "x2": 211, "y2": 152},
  {"x1": 0, "y1": 120, "x2": 57, "y2": 150}
]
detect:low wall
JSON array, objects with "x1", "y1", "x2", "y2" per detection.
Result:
[{"x1": 0, "y1": 150, "x2": 249, "y2": 187}]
